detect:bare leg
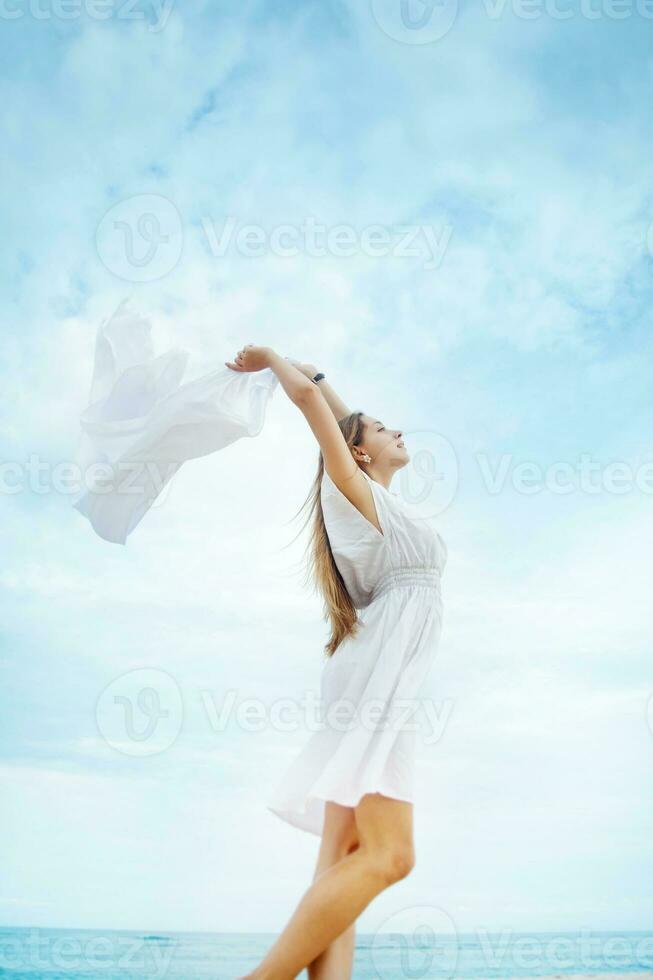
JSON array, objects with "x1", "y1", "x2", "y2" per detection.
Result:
[
  {"x1": 307, "y1": 802, "x2": 359, "y2": 980},
  {"x1": 242, "y1": 793, "x2": 415, "y2": 980}
]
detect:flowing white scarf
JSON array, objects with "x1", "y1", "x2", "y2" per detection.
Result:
[{"x1": 72, "y1": 302, "x2": 279, "y2": 545}]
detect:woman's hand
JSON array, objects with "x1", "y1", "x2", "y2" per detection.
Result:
[{"x1": 225, "y1": 344, "x2": 273, "y2": 372}]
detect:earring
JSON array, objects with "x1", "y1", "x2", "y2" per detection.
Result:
[{"x1": 360, "y1": 453, "x2": 372, "y2": 463}]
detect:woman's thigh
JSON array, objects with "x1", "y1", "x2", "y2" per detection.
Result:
[
  {"x1": 316, "y1": 793, "x2": 414, "y2": 865},
  {"x1": 313, "y1": 801, "x2": 360, "y2": 880},
  {"x1": 354, "y1": 792, "x2": 415, "y2": 862}
]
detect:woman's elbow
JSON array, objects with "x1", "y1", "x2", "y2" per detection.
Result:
[{"x1": 292, "y1": 382, "x2": 320, "y2": 406}]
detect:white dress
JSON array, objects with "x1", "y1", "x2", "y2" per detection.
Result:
[{"x1": 267, "y1": 468, "x2": 448, "y2": 837}]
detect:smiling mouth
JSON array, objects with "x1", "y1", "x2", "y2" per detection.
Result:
[{"x1": 397, "y1": 441, "x2": 405, "y2": 448}]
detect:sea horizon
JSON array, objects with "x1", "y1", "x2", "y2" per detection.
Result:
[{"x1": 1, "y1": 925, "x2": 651, "y2": 979}]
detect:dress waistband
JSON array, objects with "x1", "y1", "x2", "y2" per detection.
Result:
[{"x1": 371, "y1": 565, "x2": 441, "y2": 602}]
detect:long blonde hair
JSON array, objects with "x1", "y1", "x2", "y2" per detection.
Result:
[{"x1": 293, "y1": 411, "x2": 367, "y2": 658}]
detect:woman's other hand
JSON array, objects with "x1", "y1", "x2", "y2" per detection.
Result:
[{"x1": 225, "y1": 345, "x2": 273, "y2": 372}]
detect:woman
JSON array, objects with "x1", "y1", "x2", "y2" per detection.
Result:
[{"x1": 226, "y1": 344, "x2": 448, "y2": 980}]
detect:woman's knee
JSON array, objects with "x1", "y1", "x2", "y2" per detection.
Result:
[{"x1": 368, "y1": 844, "x2": 416, "y2": 885}]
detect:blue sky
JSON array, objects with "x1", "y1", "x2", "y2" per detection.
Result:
[{"x1": 1, "y1": 0, "x2": 652, "y2": 942}]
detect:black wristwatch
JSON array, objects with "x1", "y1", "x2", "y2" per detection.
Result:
[{"x1": 311, "y1": 372, "x2": 326, "y2": 384}]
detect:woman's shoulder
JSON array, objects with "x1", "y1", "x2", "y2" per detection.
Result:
[{"x1": 320, "y1": 469, "x2": 388, "y2": 543}]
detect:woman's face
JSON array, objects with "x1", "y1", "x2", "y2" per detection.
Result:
[{"x1": 357, "y1": 414, "x2": 410, "y2": 469}]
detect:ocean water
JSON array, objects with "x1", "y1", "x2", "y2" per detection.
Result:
[{"x1": 0, "y1": 928, "x2": 651, "y2": 979}]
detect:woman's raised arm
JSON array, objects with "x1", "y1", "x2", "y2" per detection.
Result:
[
  {"x1": 225, "y1": 344, "x2": 379, "y2": 529},
  {"x1": 284, "y1": 359, "x2": 352, "y2": 422}
]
